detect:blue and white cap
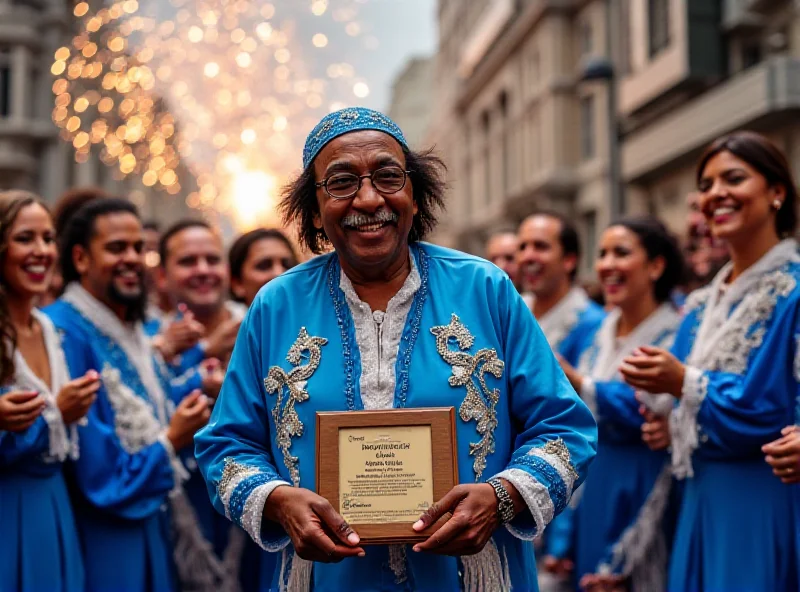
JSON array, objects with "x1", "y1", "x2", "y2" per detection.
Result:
[{"x1": 302, "y1": 107, "x2": 409, "y2": 169}]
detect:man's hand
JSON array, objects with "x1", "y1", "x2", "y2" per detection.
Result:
[
  {"x1": 411, "y1": 481, "x2": 522, "y2": 556},
  {"x1": 265, "y1": 486, "x2": 365, "y2": 563},
  {"x1": 202, "y1": 318, "x2": 241, "y2": 361},
  {"x1": 56, "y1": 370, "x2": 101, "y2": 424},
  {"x1": 165, "y1": 390, "x2": 211, "y2": 450},
  {"x1": 154, "y1": 304, "x2": 205, "y2": 362}
]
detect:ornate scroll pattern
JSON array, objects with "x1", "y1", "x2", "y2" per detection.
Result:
[
  {"x1": 263, "y1": 328, "x2": 328, "y2": 486},
  {"x1": 431, "y1": 314, "x2": 505, "y2": 480}
]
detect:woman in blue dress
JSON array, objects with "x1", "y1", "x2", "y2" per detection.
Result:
[
  {"x1": 623, "y1": 131, "x2": 800, "y2": 592},
  {"x1": 551, "y1": 216, "x2": 683, "y2": 591},
  {"x1": 0, "y1": 190, "x2": 100, "y2": 592}
]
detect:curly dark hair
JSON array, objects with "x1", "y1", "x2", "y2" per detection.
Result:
[
  {"x1": 0, "y1": 191, "x2": 51, "y2": 385},
  {"x1": 613, "y1": 216, "x2": 685, "y2": 303},
  {"x1": 279, "y1": 147, "x2": 447, "y2": 254}
]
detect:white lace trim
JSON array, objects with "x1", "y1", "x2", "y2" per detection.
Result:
[
  {"x1": 688, "y1": 239, "x2": 800, "y2": 371},
  {"x1": 537, "y1": 287, "x2": 591, "y2": 351},
  {"x1": 9, "y1": 310, "x2": 76, "y2": 462},
  {"x1": 63, "y1": 283, "x2": 170, "y2": 425},
  {"x1": 493, "y1": 468, "x2": 554, "y2": 541},
  {"x1": 339, "y1": 252, "x2": 420, "y2": 411},
  {"x1": 243, "y1": 482, "x2": 291, "y2": 552},
  {"x1": 577, "y1": 303, "x2": 679, "y2": 415},
  {"x1": 99, "y1": 364, "x2": 164, "y2": 450},
  {"x1": 670, "y1": 366, "x2": 708, "y2": 479}
]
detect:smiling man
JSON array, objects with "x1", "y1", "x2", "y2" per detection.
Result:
[
  {"x1": 45, "y1": 198, "x2": 216, "y2": 591},
  {"x1": 195, "y1": 107, "x2": 597, "y2": 592},
  {"x1": 517, "y1": 212, "x2": 605, "y2": 368}
]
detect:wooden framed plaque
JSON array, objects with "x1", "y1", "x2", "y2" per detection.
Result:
[{"x1": 316, "y1": 407, "x2": 458, "y2": 545}]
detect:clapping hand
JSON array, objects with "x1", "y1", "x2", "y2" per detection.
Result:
[
  {"x1": 57, "y1": 370, "x2": 101, "y2": 424},
  {"x1": 763, "y1": 426, "x2": 800, "y2": 484},
  {"x1": 638, "y1": 393, "x2": 671, "y2": 451},
  {"x1": 0, "y1": 390, "x2": 44, "y2": 432},
  {"x1": 620, "y1": 346, "x2": 685, "y2": 398},
  {"x1": 199, "y1": 358, "x2": 224, "y2": 400},
  {"x1": 154, "y1": 304, "x2": 205, "y2": 363}
]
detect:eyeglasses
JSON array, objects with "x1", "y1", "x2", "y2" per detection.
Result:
[{"x1": 315, "y1": 166, "x2": 412, "y2": 200}]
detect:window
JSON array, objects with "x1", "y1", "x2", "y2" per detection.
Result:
[
  {"x1": 648, "y1": 0, "x2": 670, "y2": 58},
  {"x1": 580, "y1": 21, "x2": 593, "y2": 57},
  {"x1": 580, "y1": 95, "x2": 595, "y2": 161},
  {"x1": 742, "y1": 42, "x2": 762, "y2": 70},
  {"x1": 0, "y1": 49, "x2": 10, "y2": 118}
]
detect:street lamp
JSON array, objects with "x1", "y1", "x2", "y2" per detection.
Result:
[{"x1": 580, "y1": 55, "x2": 623, "y2": 222}]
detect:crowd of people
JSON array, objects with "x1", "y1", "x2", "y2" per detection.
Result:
[
  {"x1": 486, "y1": 131, "x2": 800, "y2": 592},
  {"x1": 0, "y1": 105, "x2": 799, "y2": 592}
]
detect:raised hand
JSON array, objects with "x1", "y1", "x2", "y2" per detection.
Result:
[
  {"x1": 264, "y1": 486, "x2": 365, "y2": 563},
  {"x1": 620, "y1": 346, "x2": 685, "y2": 398},
  {"x1": 56, "y1": 370, "x2": 101, "y2": 424},
  {"x1": 199, "y1": 358, "x2": 224, "y2": 400},
  {"x1": 154, "y1": 304, "x2": 206, "y2": 363},
  {"x1": 202, "y1": 318, "x2": 242, "y2": 362},
  {"x1": 165, "y1": 390, "x2": 211, "y2": 451},
  {"x1": 0, "y1": 390, "x2": 44, "y2": 432}
]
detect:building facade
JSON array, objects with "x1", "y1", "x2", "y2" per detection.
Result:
[
  {"x1": 387, "y1": 57, "x2": 435, "y2": 150},
  {"x1": 0, "y1": 0, "x2": 193, "y2": 224},
  {"x1": 429, "y1": 0, "x2": 800, "y2": 275}
]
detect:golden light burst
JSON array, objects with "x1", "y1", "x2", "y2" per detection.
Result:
[{"x1": 53, "y1": 0, "x2": 378, "y2": 225}]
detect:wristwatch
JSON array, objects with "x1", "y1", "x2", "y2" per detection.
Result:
[{"x1": 487, "y1": 477, "x2": 515, "y2": 524}]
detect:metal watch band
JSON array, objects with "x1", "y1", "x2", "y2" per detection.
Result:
[{"x1": 487, "y1": 477, "x2": 515, "y2": 524}]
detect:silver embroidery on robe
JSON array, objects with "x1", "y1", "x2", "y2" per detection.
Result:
[
  {"x1": 431, "y1": 314, "x2": 505, "y2": 480},
  {"x1": 264, "y1": 327, "x2": 328, "y2": 487}
]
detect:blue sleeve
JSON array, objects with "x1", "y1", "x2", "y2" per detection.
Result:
[
  {"x1": 494, "y1": 277, "x2": 598, "y2": 540},
  {"x1": 0, "y1": 416, "x2": 50, "y2": 465},
  {"x1": 194, "y1": 299, "x2": 290, "y2": 552},
  {"x1": 595, "y1": 381, "x2": 644, "y2": 431},
  {"x1": 178, "y1": 344, "x2": 206, "y2": 371},
  {"x1": 543, "y1": 505, "x2": 575, "y2": 559},
  {"x1": 168, "y1": 365, "x2": 203, "y2": 403},
  {"x1": 672, "y1": 302, "x2": 797, "y2": 472},
  {"x1": 61, "y1": 329, "x2": 177, "y2": 520}
]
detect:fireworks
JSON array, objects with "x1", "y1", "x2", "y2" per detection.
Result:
[{"x1": 52, "y1": 0, "x2": 376, "y2": 228}]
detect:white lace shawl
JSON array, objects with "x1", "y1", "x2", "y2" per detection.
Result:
[
  {"x1": 579, "y1": 303, "x2": 679, "y2": 415},
  {"x1": 671, "y1": 239, "x2": 800, "y2": 478},
  {"x1": 8, "y1": 309, "x2": 77, "y2": 462}
]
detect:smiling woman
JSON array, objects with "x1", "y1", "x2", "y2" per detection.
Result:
[
  {"x1": 195, "y1": 107, "x2": 598, "y2": 592},
  {"x1": 0, "y1": 190, "x2": 93, "y2": 592}
]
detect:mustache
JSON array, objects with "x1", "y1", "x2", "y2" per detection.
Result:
[{"x1": 341, "y1": 210, "x2": 398, "y2": 228}]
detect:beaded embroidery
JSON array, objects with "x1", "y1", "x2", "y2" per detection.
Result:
[
  {"x1": 431, "y1": 314, "x2": 505, "y2": 480},
  {"x1": 537, "y1": 438, "x2": 579, "y2": 482},
  {"x1": 264, "y1": 327, "x2": 328, "y2": 486}
]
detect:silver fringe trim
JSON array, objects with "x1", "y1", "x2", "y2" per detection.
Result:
[
  {"x1": 388, "y1": 545, "x2": 408, "y2": 584},
  {"x1": 170, "y1": 489, "x2": 241, "y2": 592},
  {"x1": 598, "y1": 465, "x2": 672, "y2": 592},
  {"x1": 670, "y1": 367, "x2": 708, "y2": 479},
  {"x1": 279, "y1": 550, "x2": 313, "y2": 592},
  {"x1": 460, "y1": 539, "x2": 512, "y2": 592}
]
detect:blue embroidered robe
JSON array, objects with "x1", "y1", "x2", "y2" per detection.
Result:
[
  {"x1": 195, "y1": 243, "x2": 598, "y2": 592},
  {"x1": 537, "y1": 287, "x2": 605, "y2": 368},
  {"x1": 554, "y1": 304, "x2": 680, "y2": 589},
  {"x1": 45, "y1": 289, "x2": 182, "y2": 592},
  {"x1": 146, "y1": 304, "x2": 269, "y2": 592},
  {"x1": 666, "y1": 240, "x2": 800, "y2": 592},
  {"x1": 0, "y1": 310, "x2": 84, "y2": 592}
]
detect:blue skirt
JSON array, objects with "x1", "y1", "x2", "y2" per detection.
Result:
[
  {"x1": 75, "y1": 504, "x2": 176, "y2": 592},
  {"x1": 574, "y1": 441, "x2": 667, "y2": 580},
  {"x1": 669, "y1": 458, "x2": 800, "y2": 592},
  {"x1": 0, "y1": 470, "x2": 84, "y2": 592}
]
